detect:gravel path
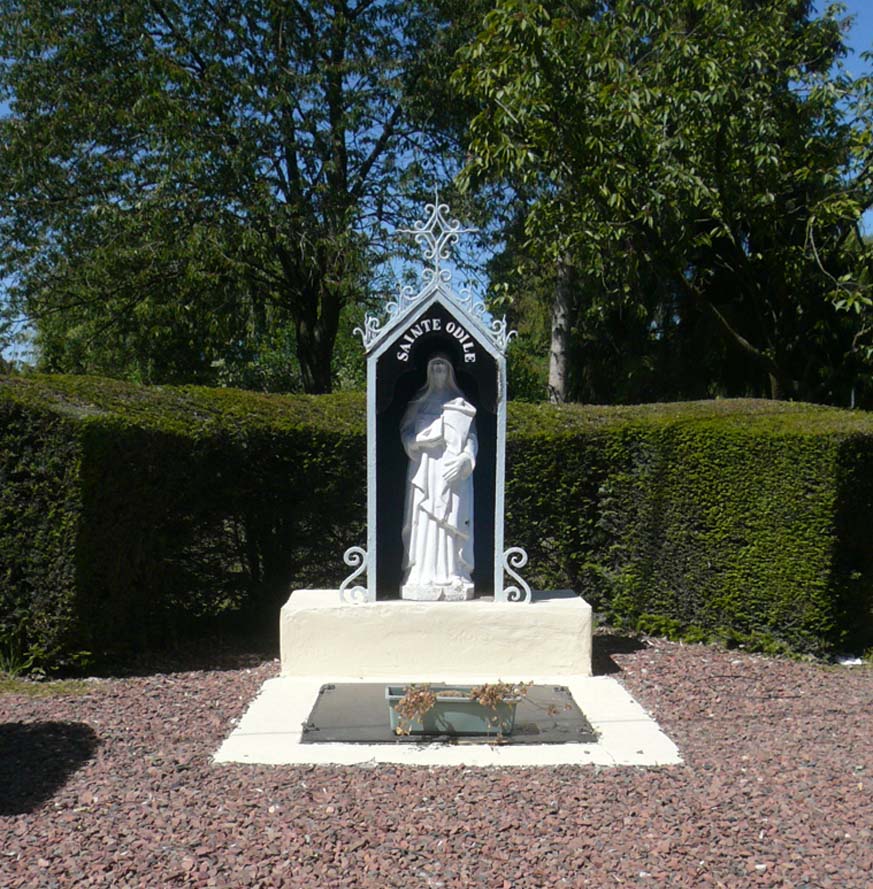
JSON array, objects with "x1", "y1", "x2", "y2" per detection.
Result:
[{"x1": 1, "y1": 638, "x2": 870, "y2": 888}]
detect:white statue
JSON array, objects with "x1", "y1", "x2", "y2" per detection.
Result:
[{"x1": 400, "y1": 354, "x2": 477, "y2": 601}]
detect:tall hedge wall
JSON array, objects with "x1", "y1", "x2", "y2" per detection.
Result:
[
  {"x1": 2, "y1": 374, "x2": 872, "y2": 670},
  {"x1": 0, "y1": 375, "x2": 366, "y2": 670},
  {"x1": 506, "y1": 401, "x2": 873, "y2": 656}
]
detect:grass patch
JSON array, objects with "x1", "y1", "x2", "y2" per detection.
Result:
[{"x1": 0, "y1": 676, "x2": 100, "y2": 697}]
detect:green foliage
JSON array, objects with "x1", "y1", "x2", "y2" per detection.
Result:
[
  {"x1": 0, "y1": 395, "x2": 85, "y2": 672},
  {"x1": 487, "y1": 210, "x2": 552, "y2": 401},
  {"x1": 3, "y1": 374, "x2": 873, "y2": 671},
  {"x1": 0, "y1": 677, "x2": 94, "y2": 696},
  {"x1": 0, "y1": 374, "x2": 366, "y2": 670},
  {"x1": 505, "y1": 399, "x2": 873, "y2": 654},
  {"x1": 454, "y1": 0, "x2": 873, "y2": 404},
  {"x1": 0, "y1": 0, "x2": 477, "y2": 393}
]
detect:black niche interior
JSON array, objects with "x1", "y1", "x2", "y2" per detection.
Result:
[{"x1": 376, "y1": 307, "x2": 497, "y2": 598}]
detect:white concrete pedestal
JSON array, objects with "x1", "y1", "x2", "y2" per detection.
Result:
[
  {"x1": 214, "y1": 589, "x2": 683, "y2": 767},
  {"x1": 280, "y1": 588, "x2": 592, "y2": 678}
]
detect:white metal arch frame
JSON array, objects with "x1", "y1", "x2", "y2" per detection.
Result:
[{"x1": 340, "y1": 197, "x2": 530, "y2": 604}]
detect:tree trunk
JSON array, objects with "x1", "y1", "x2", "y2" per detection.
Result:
[
  {"x1": 295, "y1": 287, "x2": 341, "y2": 394},
  {"x1": 296, "y1": 317, "x2": 334, "y2": 393},
  {"x1": 548, "y1": 258, "x2": 574, "y2": 403}
]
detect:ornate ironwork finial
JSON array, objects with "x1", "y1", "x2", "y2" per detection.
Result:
[
  {"x1": 397, "y1": 191, "x2": 477, "y2": 281},
  {"x1": 353, "y1": 192, "x2": 516, "y2": 355}
]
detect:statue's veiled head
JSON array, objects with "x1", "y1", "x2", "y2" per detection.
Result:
[
  {"x1": 426, "y1": 353, "x2": 454, "y2": 391},
  {"x1": 408, "y1": 352, "x2": 465, "y2": 406}
]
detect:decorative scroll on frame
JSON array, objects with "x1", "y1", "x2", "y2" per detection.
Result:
[
  {"x1": 338, "y1": 546, "x2": 373, "y2": 604},
  {"x1": 498, "y1": 547, "x2": 532, "y2": 604}
]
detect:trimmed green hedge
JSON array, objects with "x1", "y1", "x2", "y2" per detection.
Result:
[
  {"x1": 2, "y1": 374, "x2": 872, "y2": 670},
  {"x1": 0, "y1": 375, "x2": 366, "y2": 670},
  {"x1": 506, "y1": 401, "x2": 873, "y2": 656}
]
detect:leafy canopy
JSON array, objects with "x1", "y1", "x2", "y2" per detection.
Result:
[
  {"x1": 0, "y1": 0, "x2": 474, "y2": 391},
  {"x1": 455, "y1": 0, "x2": 873, "y2": 403}
]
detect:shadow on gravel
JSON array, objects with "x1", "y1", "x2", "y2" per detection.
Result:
[
  {"x1": 592, "y1": 634, "x2": 648, "y2": 675},
  {"x1": 75, "y1": 629, "x2": 279, "y2": 679},
  {"x1": 93, "y1": 646, "x2": 277, "y2": 680},
  {"x1": 0, "y1": 721, "x2": 99, "y2": 815}
]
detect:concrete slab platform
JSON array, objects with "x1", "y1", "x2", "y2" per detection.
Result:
[
  {"x1": 213, "y1": 673, "x2": 682, "y2": 768},
  {"x1": 280, "y1": 589, "x2": 593, "y2": 678}
]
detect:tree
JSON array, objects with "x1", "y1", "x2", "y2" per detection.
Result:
[
  {"x1": 454, "y1": 0, "x2": 873, "y2": 404},
  {"x1": 0, "y1": 0, "x2": 482, "y2": 392},
  {"x1": 27, "y1": 202, "x2": 297, "y2": 387}
]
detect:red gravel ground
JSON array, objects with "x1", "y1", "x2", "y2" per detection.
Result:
[{"x1": 1, "y1": 637, "x2": 870, "y2": 888}]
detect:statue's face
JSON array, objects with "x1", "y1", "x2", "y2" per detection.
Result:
[{"x1": 429, "y1": 359, "x2": 450, "y2": 390}]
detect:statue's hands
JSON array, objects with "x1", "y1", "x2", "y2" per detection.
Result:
[
  {"x1": 443, "y1": 454, "x2": 472, "y2": 484},
  {"x1": 415, "y1": 423, "x2": 444, "y2": 449}
]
